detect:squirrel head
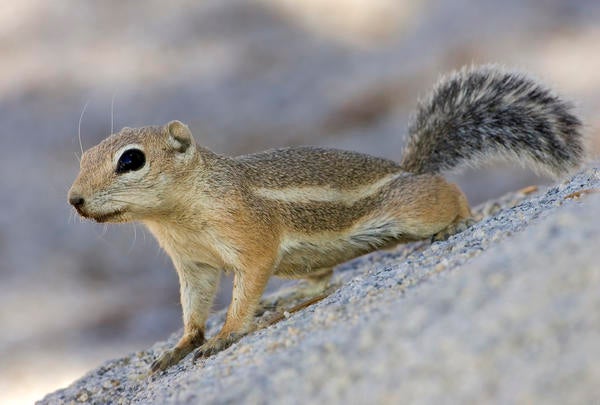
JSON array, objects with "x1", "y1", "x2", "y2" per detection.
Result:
[{"x1": 68, "y1": 120, "x2": 198, "y2": 223}]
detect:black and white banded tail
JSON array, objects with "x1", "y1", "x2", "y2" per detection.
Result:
[{"x1": 401, "y1": 65, "x2": 584, "y2": 177}]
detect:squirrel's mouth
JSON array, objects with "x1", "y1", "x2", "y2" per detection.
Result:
[
  {"x1": 92, "y1": 210, "x2": 125, "y2": 223},
  {"x1": 75, "y1": 207, "x2": 125, "y2": 223}
]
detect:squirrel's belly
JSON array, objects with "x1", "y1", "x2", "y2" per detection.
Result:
[
  {"x1": 274, "y1": 239, "x2": 353, "y2": 277},
  {"x1": 274, "y1": 216, "x2": 405, "y2": 277}
]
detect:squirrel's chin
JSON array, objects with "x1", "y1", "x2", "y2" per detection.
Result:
[
  {"x1": 76, "y1": 208, "x2": 127, "y2": 223},
  {"x1": 93, "y1": 210, "x2": 127, "y2": 223}
]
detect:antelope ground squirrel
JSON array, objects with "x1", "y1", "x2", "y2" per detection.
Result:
[{"x1": 68, "y1": 65, "x2": 584, "y2": 372}]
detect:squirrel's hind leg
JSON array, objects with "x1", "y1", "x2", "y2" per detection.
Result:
[
  {"x1": 431, "y1": 217, "x2": 476, "y2": 242},
  {"x1": 299, "y1": 267, "x2": 333, "y2": 296},
  {"x1": 430, "y1": 182, "x2": 473, "y2": 241},
  {"x1": 258, "y1": 268, "x2": 333, "y2": 311},
  {"x1": 383, "y1": 174, "x2": 472, "y2": 241}
]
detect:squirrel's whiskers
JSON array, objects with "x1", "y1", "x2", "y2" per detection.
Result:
[{"x1": 68, "y1": 65, "x2": 584, "y2": 372}]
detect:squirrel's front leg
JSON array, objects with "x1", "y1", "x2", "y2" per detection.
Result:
[
  {"x1": 194, "y1": 258, "x2": 274, "y2": 359},
  {"x1": 151, "y1": 260, "x2": 220, "y2": 373}
]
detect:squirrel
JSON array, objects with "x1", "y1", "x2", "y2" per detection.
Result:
[{"x1": 68, "y1": 65, "x2": 584, "y2": 373}]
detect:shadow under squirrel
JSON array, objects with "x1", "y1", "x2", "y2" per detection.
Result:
[{"x1": 68, "y1": 65, "x2": 584, "y2": 372}]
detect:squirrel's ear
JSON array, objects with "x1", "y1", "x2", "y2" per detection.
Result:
[{"x1": 166, "y1": 120, "x2": 194, "y2": 153}]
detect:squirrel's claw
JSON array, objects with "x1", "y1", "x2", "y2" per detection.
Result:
[
  {"x1": 150, "y1": 348, "x2": 187, "y2": 374},
  {"x1": 431, "y1": 218, "x2": 477, "y2": 242},
  {"x1": 193, "y1": 334, "x2": 241, "y2": 362}
]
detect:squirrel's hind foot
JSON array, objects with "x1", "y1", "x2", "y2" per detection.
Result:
[{"x1": 431, "y1": 218, "x2": 476, "y2": 242}]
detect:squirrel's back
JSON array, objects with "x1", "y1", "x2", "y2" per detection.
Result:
[
  {"x1": 237, "y1": 146, "x2": 401, "y2": 189},
  {"x1": 400, "y1": 65, "x2": 584, "y2": 177},
  {"x1": 68, "y1": 65, "x2": 587, "y2": 373}
]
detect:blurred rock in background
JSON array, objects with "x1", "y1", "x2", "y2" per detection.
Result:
[{"x1": 0, "y1": 1, "x2": 598, "y2": 403}]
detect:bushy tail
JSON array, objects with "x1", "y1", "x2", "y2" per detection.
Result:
[{"x1": 400, "y1": 65, "x2": 584, "y2": 177}]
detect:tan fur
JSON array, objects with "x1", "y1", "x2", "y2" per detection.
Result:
[
  {"x1": 67, "y1": 121, "x2": 472, "y2": 372},
  {"x1": 68, "y1": 66, "x2": 584, "y2": 372}
]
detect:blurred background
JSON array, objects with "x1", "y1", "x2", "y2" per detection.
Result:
[{"x1": 1, "y1": 0, "x2": 599, "y2": 403}]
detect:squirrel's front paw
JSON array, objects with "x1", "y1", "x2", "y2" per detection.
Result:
[
  {"x1": 150, "y1": 348, "x2": 187, "y2": 373},
  {"x1": 192, "y1": 334, "x2": 241, "y2": 361}
]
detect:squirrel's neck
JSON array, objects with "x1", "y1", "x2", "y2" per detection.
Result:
[{"x1": 145, "y1": 149, "x2": 245, "y2": 226}]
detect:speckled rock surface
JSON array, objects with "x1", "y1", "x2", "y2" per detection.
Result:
[{"x1": 39, "y1": 168, "x2": 600, "y2": 404}]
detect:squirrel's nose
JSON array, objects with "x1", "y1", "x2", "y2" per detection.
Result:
[{"x1": 69, "y1": 194, "x2": 85, "y2": 208}]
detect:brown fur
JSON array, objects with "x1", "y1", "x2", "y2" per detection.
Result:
[
  {"x1": 68, "y1": 67, "x2": 582, "y2": 372},
  {"x1": 68, "y1": 121, "x2": 470, "y2": 372}
]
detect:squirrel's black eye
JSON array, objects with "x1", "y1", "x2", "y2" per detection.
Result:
[{"x1": 116, "y1": 149, "x2": 145, "y2": 174}]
